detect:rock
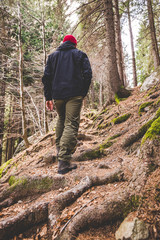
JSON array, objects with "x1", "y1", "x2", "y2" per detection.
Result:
[
  {"x1": 140, "y1": 67, "x2": 160, "y2": 91},
  {"x1": 115, "y1": 212, "x2": 150, "y2": 240},
  {"x1": 43, "y1": 151, "x2": 56, "y2": 164}
]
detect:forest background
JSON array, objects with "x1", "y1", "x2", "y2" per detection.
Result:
[{"x1": 0, "y1": 0, "x2": 160, "y2": 166}]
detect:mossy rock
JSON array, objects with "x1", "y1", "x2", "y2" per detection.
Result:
[
  {"x1": 0, "y1": 159, "x2": 13, "y2": 179},
  {"x1": 141, "y1": 116, "x2": 160, "y2": 144},
  {"x1": 112, "y1": 113, "x2": 131, "y2": 124},
  {"x1": 138, "y1": 101, "x2": 154, "y2": 115}
]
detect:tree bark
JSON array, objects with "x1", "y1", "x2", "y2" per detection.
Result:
[
  {"x1": 147, "y1": 0, "x2": 160, "y2": 69},
  {"x1": 113, "y1": 0, "x2": 125, "y2": 86},
  {"x1": 0, "y1": 69, "x2": 6, "y2": 166},
  {"x1": 0, "y1": 12, "x2": 7, "y2": 166},
  {"x1": 103, "y1": 0, "x2": 121, "y2": 103},
  {"x1": 17, "y1": 1, "x2": 30, "y2": 148},
  {"x1": 127, "y1": 0, "x2": 137, "y2": 87},
  {"x1": 42, "y1": 11, "x2": 49, "y2": 134},
  {"x1": 99, "y1": 76, "x2": 103, "y2": 108}
]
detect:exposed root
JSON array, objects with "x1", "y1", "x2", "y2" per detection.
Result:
[
  {"x1": 48, "y1": 167, "x2": 124, "y2": 237},
  {"x1": 0, "y1": 175, "x2": 65, "y2": 210},
  {"x1": 0, "y1": 201, "x2": 48, "y2": 240},
  {"x1": 0, "y1": 168, "x2": 123, "y2": 239},
  {"x1": 58, "y1": 194, "x2": 129, "y2": 240}
]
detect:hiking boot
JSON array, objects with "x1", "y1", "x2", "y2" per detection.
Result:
[{"x1": 58, "y1": 160, "x2": 77, "y2": 174}]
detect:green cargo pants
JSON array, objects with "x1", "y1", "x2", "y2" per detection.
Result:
[{"x1": 54, "y1": 96, "x2": 83, "y2": 162}]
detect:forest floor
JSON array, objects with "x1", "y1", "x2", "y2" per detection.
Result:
[{"x1": 0, "y1": 84, "x2": 160, "y2": 240}]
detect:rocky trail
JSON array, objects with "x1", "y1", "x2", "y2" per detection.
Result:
[{"x1": 0, "y1": 82, "x2": 160, "y2": 240}]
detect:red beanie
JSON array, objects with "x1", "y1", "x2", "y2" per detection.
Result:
[{"x1": 63, "y1": 35, "x2": 77, "y2": 45}]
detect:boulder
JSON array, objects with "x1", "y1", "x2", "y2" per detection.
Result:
[
  {"x1": 115, "y1": 212, "x2": 150, "y2": 240},
  {"x1": 140, "y1": 67, "x2": 160, "y2": 91}
]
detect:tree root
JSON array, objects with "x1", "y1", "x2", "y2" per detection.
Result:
[
  {"x1": 0, "y1": 167, "x2": 123, "y2": 239},
  {"x1": 58, "y1": 194, "x2": 129, "y2": 240},
  {"x1": 0, "y1": 201, "x2": 48, "y2": 240},
  {"x1": 0, "y1": 175, "x2": 65, "y2": 210},
  {"x1": 48, "y1": 167, "x2": 124, "y2": 237}
]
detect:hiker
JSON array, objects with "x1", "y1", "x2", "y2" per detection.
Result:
[{"x1": 42, "y1": 35, "x2": 92, "y2": 174}]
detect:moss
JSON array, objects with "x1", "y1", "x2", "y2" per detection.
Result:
[
  {"x1": 142, "y1": 116, "x2": 160, "y2": 144},
  {"x1": 114, "y1": 93, "x2": 127, "y2": 104},
  {"x1": 34, "y1": 177, "x2": 53, "y2": 190},
  {"x1": 99, "y1": 140, "x2": 113, "y2": 150},
  {"x1": 138, "y1": 120, "x2": 153, "y2": 138},
  {"x1": 85, "y1": 112, "x2": 95, "y2": 119},
  {"x1": 9, "y1": 175, "x2": 17, "y2": 186},
  {"x1": 9, "y1": 176, "x2": 54, "y2": 193},
  {"x1": 0, "y1": 159, "x2": 13, "y2": 179},
  {"x1": 108, "y1": 133, "x2": 121, "y2": 140},
  {"x1": 156, "y1": 107, "x2": 160, "y2": 118},
  {"x1": 123, "y1": 195, "x2": 141, "y2": 218},
  {"x1": 100, "y1": 108, "x2": 108, "y2": 115},
  {"x1": 115, "y1": 93, "x2": 120, "y2": 104},
  {"x1": 138, "y1": 101, "x2": 153, "y2": 115},
  {"x1": 97, "y1": 121, "x2": 111, "y2": 129},
  {"x1": 82, "y1": 148, "x2": 104, "y2": 160},
  {"x1": 155, "y1": 98, "x2": 160, "y2": 106},
  {"x1": 112, "y1": 113, "x2": 131, "y2": 124}
]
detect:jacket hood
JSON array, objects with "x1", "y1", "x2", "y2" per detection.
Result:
[{"x1": 57, "y1": 41, "x2": 76, "y2": 51}]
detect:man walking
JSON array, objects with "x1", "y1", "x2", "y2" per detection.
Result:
[{"x1": 42, "y1": 35, "x2": 92, "y2": 174}]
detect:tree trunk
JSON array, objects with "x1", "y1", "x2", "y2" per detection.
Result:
[
  {"x1": 0, "y1": 13, "x2": 7, "y2": 166},
  {"x1": 147, "y1": 0, "x2": 160, "y2": 69},
  {"x1": 90, "y1": 81, "x2": 96, "y2": 109},
  {"x1": 127, "y1": 0, "x2": 137, "y2": 87},
  {"x1": 17, "y1": 1, "x2": 30, "y2": 148},
  {"x1": 99, "y1": 76, "x2": 103, "y2": 108},
  {"x1": 42, "y1": 12, "x2": 49, "y2": 134},
  {"x1": 113, "y1": 0, "x2": 125, "y2": 86},
  {"x1": 0, "y1": 68, "x2": 6, "y2": 166},
  {"x1": 103, "y1": 0, "x2": 121, "y2": 103}
]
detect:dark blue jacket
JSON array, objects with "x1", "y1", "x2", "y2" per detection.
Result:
[{"x1": 42, "y1": 41, "x2": 92, "y2": 100}]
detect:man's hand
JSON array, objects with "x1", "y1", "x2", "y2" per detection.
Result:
[{"x1": 46, "y1": 100, "x2": 53, "y2": 111}]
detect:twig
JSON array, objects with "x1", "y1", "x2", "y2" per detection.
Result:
[{"x1": 60, "y1": 196, "x2": 98, "y2": 234}]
